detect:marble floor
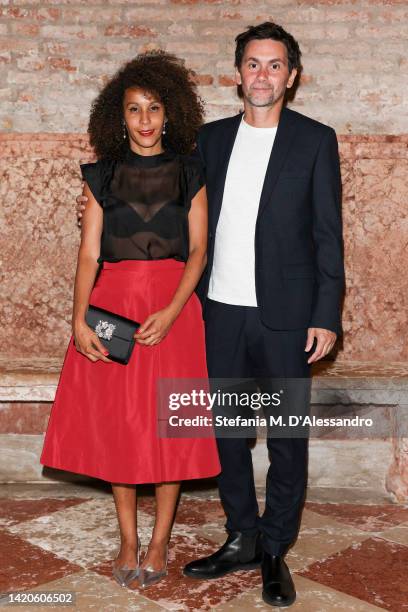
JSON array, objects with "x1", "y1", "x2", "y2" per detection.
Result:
[{"x1": 0, "y1": 482, "x2": 407, "y2": 611}]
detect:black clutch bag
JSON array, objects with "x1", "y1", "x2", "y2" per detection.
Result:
[{"x1": 85, "y1": 305, "x2": 140, "y2": 365}]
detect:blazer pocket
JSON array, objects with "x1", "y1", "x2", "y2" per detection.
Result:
[{"x1": 283, "y1": 264, "x2": 315, "y2": 279}]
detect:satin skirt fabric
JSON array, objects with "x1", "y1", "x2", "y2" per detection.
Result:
[{"x1": 40, "y1": 259, "x2": 220, "y2": 484}]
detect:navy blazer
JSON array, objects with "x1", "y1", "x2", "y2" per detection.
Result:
[{"x1": 195, "y1": 106, "x2": 345, "y2": 335}]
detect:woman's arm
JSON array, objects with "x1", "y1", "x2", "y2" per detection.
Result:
[
  {"x1": 136, "y1": 185, "x2": 208, "y2": 346},
  {"x1": 166, "y1": 185, "x2": 208, "y2": 316},
  {"x1": 72, "y1": 182, "x2": 112, "y2": 362}
]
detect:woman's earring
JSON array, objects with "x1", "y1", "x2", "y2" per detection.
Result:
[
  {"x1": 122, "y1": 123, "x2": 127, "y2": 139},
  {"x1": 162, "y1": 121, "x2": 167, "y2": 135}
]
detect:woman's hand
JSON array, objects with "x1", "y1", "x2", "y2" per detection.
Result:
[
  {"x1": 73, "y1": 319, "x2": 113, "y2": 363},
  {"x1": 135, "y1": 306, "x2": 178, "y2": 346}
]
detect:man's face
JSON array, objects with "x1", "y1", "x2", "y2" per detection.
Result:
[{"x1": 236, "y1": 39, "x2": 297, "y2": 108}]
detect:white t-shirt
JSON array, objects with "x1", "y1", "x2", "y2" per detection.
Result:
[{"x1": 207, "y1": 116, "x2": 277, "y2": 306}]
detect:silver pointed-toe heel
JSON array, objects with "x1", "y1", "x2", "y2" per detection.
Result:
[
  {"x1": 112, "y1": 565, "x2": 135, "y2": 587},
  {"x1": 139, "y1": 546, "x2": 168, "y2": 588},
  {"x1": 112, "y1": 535, "x2": 141, "y2": 587}
]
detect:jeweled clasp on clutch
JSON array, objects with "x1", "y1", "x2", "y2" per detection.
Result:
[{"x1": 95, "y1": 320, "x2": 116, "y2": 341}]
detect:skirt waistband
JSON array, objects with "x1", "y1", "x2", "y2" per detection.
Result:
[{"x1": 102, "y1": 259, "x2": 185, "y2": 272}]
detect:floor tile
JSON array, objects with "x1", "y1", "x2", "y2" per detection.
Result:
[
  {"x1": 195, "y1": 523, "x2": 227, "y2": 545},
  {"x1": 93, "y1": 534, "x2": 262, "y2": 611},
  {"x1": 299, "y1": 536, "x2": 408, "y2": 610},
  {"x1": 138, "y1": 498, "x2": 227, "y2": 546},
  {"x1": 180, "y1": 484, "x2": 219, "y2": 500},
  {"x1": 1, "y1": 483, "x2": 405, "y2": 611},
  {"x1": 377, "y1": 521, "x2": 408, "y2": 547},
  {"x1": 1, "y1": 570, "x2": 165, "y2": 611},
  {"x1": 6, "y1": 496, "x2": 213, "y2": 570},
  {"x1": 145, "y1": 492, "x2": 225, "y2": 529},
  {"x1": 213, "y1": 575, "x2": 386, "y2": 611},
  {"x1": 286, "y1": 509, "x2": 369, "y2": 572},
  {"x1": 174, "y1": 498, "x2": 225, "y2": 527},
  {"x1": 7, "y1": 498, "x2": 122, "y2": 568},
  {"x1": 0, "y1": 497, "x2": 91, "y2": 527},
  {"x1": 0, "y1": 529, "x2": 81, "y2": 593},
  {"x1": 306, "y1": 502, "x2": 408, "y2": 532},
  {"x1": 175, "y1": 498, "x2": 226, "y2": 544}
]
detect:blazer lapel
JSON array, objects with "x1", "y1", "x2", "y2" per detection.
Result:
[
  {"x1": 209, "y1": 112, "x2": 243, "y2": 230},
  {"x1": 257, "y1": 106, "x2": 298, "y2": 217}
]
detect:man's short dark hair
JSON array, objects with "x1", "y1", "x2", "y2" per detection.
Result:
[{"x1": 235, "y1": 22, "x2": 302, "y2": 73}]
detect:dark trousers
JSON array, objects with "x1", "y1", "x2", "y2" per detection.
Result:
[{"x1": 205, "y1": 299, "x2": 311, "y2": 556}]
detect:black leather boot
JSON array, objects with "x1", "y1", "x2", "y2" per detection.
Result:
[
  {"x1": 261, "y1": 551, "x2": 296, "y2": 607},
  {"x1": 183, "y1": 531, "x2": 262, "y2": 579}
]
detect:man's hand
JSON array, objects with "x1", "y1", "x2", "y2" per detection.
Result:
[
  {"x1": 305, "y1": 327, "x2": 337, "y2": 364},
  {"x1": 76, "y1": 192, "x2": 88, "y2": 226}
]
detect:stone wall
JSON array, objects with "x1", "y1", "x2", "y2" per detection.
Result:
[
  {"x1": 1, "y1": 1, "x2": 408, "y2": 492},
  {"x1": 0, "y1": 0, "x2": 407, "y2": 134},
  {"x1": 1, "y1": 1, "x2": 407, "y2": 365},
  {"x1": 1, "y1": 133, "x2": 407, "y2": 364}
]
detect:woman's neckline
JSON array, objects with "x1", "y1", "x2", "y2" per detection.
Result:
[{"x1": 124, "y1": 147, "x2": 174, "y2": 167}]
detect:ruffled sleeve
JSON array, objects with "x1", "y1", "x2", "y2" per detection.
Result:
[
  {"x1": 182, "y1": 154, "x2": 206, "y2": 210},
  {"x1": 80, "y1": 161, "x2": 102, "y2": 206}
]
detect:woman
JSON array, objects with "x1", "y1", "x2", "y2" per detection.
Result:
[{"x1": 40, "y1": 51, "x2": 220, "y2": 589}]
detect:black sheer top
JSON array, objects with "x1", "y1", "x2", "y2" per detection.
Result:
[{"x1": 80, "y1": 149, "x2": 205, "y2": 263}]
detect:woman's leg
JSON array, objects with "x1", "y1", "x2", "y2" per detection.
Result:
[
  {"x1": 111, "y1": 483, "x2": 139, "y2": 568},
  {"x1": 141, "y1": 482, "x2": 181, "y2": 570}
]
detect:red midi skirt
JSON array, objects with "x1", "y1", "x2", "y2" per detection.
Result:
[{"x1": 40, "y1": 259, "x2": 220, "y2": 484}]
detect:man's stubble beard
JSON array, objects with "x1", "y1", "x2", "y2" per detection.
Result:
[{"x1": 243, "y1": 83, "x2": 286, "y2": 109}]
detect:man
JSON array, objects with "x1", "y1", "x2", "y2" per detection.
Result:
[{"x1": 77, "y1": 22, "x2": 344, "y2": 608}]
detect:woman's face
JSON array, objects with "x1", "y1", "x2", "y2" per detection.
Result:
[{"x1": 123, "y1": 87, "x2": 166, "y2": 155}]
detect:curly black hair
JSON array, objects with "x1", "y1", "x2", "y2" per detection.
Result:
[
  {"x1": 235, "y1": 22, "x2": 302, "y2": 74},
  {"x1": 88, "y1": 50, "x2": 205, "y2": 160}
]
